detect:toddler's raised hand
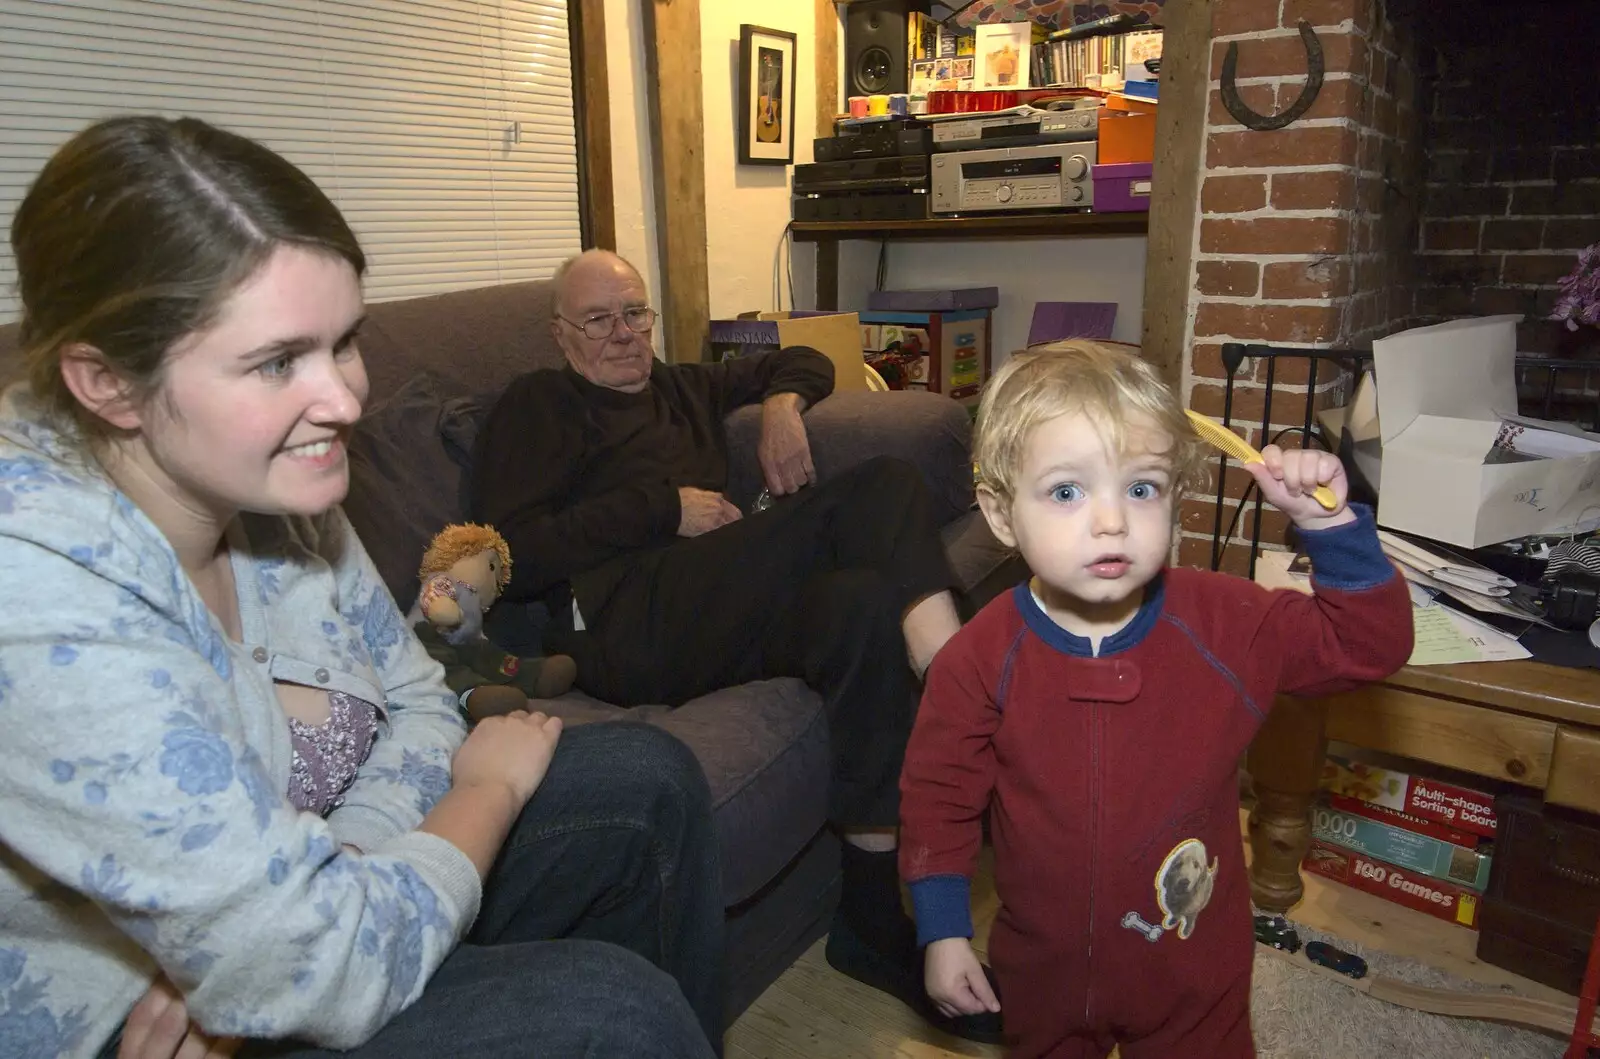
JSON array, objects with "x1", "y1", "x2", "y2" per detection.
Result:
[{"x1": 1248, "y1": 445, "x2": 1355, "y2": 529}]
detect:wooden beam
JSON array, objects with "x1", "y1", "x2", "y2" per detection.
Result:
[
  {"x1": 571, "y1": 0, "x2": 615, "y2": 251},
  {"x1": 642, "y1": 0, "x2": 710, "y2": 363},
  {"x1": 815, "y1": 238, "x2": 839, "y2": 310},
  {"x1": 1140, "y1": 0, "x2": 1212, "y2": 388},
  {"x1": 815, "y1": 0, "x2": 840, "y2": 139}
]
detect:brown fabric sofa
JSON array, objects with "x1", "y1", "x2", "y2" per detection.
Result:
[{"x1": 0, "y1": 278, "x2": 1023, "y2": 1025}]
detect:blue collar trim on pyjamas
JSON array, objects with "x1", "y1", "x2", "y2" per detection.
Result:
[{"x1": 1013, "y1": 575, "x2": 1166, "y2": 658}]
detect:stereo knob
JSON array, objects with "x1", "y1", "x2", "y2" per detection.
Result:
[
  {"x1": 996, "y1": 183, "x2": 1014, "y2": 204},
  {"x1": 1065, "y1": 156, "x2": 1089, "y2": 180},
  {"x1": 1068, "y1": 185, "x2": 1084, "y2": 202}
]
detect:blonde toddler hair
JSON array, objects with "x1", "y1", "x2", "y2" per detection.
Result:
[{"x1": 974, "y1": 340, "x2": 1209, "y2": 507}]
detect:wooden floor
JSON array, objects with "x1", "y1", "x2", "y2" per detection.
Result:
[{"x1": 724, "y1": 810, "x2": 1571, "y2": 1059}]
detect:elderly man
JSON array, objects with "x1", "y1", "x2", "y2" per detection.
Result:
[{"x1": 470, "y1": 250, "x2": 1001, "y2": 1042}]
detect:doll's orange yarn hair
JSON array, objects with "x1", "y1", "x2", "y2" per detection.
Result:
[{"x1": 418, "y1": 523, "x2": 513, "y2": 590}]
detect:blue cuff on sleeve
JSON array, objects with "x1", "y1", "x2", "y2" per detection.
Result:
[
  {"x1": 1301, "y1": 504, "x2": 1394, "y2": 591},
  {"x1": 908, "y1": 874, "x2": 974, "y2": 947}
]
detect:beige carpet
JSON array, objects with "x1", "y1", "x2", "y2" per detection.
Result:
[{"x1": 1251, "y1": 920, "x2": 1570, "y2": 1059}]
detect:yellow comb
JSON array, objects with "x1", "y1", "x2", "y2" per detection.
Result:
[{"x1": 1185, "y1": 410, "x2": 1338, "y2": 511}]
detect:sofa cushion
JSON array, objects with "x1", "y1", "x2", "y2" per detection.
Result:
[
  {"x1": 345, "y1": 374, "x2": 472, "y2": 610},
  {"x1": 359, "y1": 280, "x2": 562, "y2": 407},
  {"x1": 725, "y1": 389, "x2": 975, "y2": 521},
  {"x1": 538, "y1": 679, "x2": 831, "y2": 909},
  {"x1": 438, "y1": 391, "x2": 497, "y2": 472}
]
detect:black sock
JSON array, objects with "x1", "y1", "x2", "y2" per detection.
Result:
[{"x1": 838, "y1": 842, "x2": 918, "y2": 963}]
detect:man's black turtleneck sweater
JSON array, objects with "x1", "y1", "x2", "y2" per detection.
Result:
[{"x1": 470, "y1": 346, "x2": 834, "y2": 611}]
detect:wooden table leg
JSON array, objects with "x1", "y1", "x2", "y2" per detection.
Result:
[
  {"x1": 816, "y1": 237, "x2": 839, "y2": 311},
  {"x1": 1247, "y1": 694, "x2": 1329, "y2": 912}
]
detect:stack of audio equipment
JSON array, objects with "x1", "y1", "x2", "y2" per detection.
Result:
[
  {"x1": 795, "y1": 103, "x2": 1107, "y2": 222},
  {"x1": 794, "y1": 118, "x2": 932, "y2": 222},
  {"x1": 927, "y1": 105, "x2": 1100, "y2": 215},
  {"x1": 801, "y1": 1, "x2": 1106, "y2": 222}
]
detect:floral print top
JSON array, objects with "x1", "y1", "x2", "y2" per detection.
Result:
[
  {"x1": 286, "y1": 691, "x2": 381, "y2": 816},
  {"x1": 0, "y1": 386, "x2": 478, "y2": 1058}
]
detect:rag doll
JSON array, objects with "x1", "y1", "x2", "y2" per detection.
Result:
[{"x1": 408, "y1": 523, "x2": 577, "y2": 722}]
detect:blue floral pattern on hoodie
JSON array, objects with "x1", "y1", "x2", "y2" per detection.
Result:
[{"x1": 0, "y1": 387, "x2": 479, "y2": 1058}]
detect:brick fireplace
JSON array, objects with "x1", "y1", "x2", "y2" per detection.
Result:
[{"x1": 1175, "y1": 0, "x2": 1600, "y2": 572}]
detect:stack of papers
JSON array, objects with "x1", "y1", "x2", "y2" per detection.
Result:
[
  {"x1": 1408, "y1": 602, "x2": 1531, "y2": 665},
  {"x1": 1376, "y1": 531, "x2": 1545, "y2": 625},
  {"x1": 1251, "y1": 551, "x2": 1531, "y2": 666}
]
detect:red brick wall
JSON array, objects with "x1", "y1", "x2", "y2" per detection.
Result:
[
  {"x1": 1412, "y1": 2, "x2": 1600, "y2": 356},
  {"x1": 1177, "y1": 0, "x2": 1599, "y2": 572},
  {"x1": 1345, "y1": 2, "x2": 1420, "y2": 347},
  {"x1": 1180, "y1": 0, "x2": 1397, "y2": 573}
]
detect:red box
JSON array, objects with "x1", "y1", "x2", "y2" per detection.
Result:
[
  {"x1": 1320, "y1": 753, "x2": 1498, "y2": 839},
  {"x1": 1325, "y1": 793, "x2": 1483, "y2": 850},
  {"x1": 1303, "y1": 839, "x2": 1481, "y2": 929}
]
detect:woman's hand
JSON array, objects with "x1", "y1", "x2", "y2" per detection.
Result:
[
  {"x1": 450, "y1": 709, "x2": 564, "y2": 805},
  {"x1": 421, "y1": 710, "x2": 565, "y2": 877},
  {"x1": 118, "y1": 976, "x2": 240, "y2": 1059}
]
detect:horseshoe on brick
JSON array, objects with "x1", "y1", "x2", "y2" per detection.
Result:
[{"x1": 1220, "y1": 19, "x2": 1325, "y2": 131}]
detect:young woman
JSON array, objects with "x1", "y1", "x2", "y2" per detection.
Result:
[{"x1": 0, "y1": 115, "x2": 723, "y2": 1059}]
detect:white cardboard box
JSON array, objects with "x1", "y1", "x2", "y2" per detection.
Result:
[
  {"x1": 1320, "y1": 370, "x2": 1383, "y2": 489},
  {"x1": 1372, "y1": 315, "x2": 1600, "y2": 549}
]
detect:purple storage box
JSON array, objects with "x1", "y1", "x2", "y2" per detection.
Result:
[
  {"x1": 865, "y1": 287, "x2": 1000, "y2": 312},
  {"x1": 1092, "y1": 162, "x2": 1153, "y2": 213}
]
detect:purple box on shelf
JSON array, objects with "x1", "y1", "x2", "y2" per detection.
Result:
[
  {"x1": 865, "y1": 287, "x2": 1000, "y2": 312},
  {"x1": 1092, "y1": 162, "x2": 1153, "y2": 213}
]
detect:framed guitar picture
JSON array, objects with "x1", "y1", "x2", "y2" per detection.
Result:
[{"x1": 738, "y1": 24, "x2": 796, "y2": 165}]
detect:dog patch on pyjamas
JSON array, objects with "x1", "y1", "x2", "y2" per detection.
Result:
[{"x1": 1120, "y1": 838, "x2": 1218, "y2": 942}]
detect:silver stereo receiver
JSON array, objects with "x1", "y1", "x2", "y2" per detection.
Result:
[
  {"x1": 930, "y1": 141, "x2": 1097, "y2": 214},
  {"x1": 930, "y1": 106, "x2": 1098, "y2": 151}
]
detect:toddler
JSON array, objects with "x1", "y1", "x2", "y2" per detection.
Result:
[{"x1": 899, "y1": 341, "x2": 1413, "y2": 1058}]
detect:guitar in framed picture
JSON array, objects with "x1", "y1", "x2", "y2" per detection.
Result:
[{"x1": 738, "y1": 24, "x2": 797, "y2": 165}]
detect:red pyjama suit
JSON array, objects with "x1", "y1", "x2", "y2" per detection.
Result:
[{"x1": 900, "y1": 509, "x2": 1413, "y2": 1058}]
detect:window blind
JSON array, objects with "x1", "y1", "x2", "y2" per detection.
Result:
[{"x1": 0, "y1": 0, "x2": 584, "y2": 319}]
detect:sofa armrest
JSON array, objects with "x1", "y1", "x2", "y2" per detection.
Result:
[{"x1": 724, "y1": 390, "x2": 975, "y2": 526}]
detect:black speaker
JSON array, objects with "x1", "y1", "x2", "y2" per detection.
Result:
[{"x1": 844, "y1": 0, "x2": 930, "y2": 97}]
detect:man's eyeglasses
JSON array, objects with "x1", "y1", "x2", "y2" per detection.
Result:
[{"x1": 558, "y1": 306, "x2": 658, "y2": 341}]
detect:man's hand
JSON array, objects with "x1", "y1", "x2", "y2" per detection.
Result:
[
  {"x1": 119, "y1": 976, "x2": 240, "y2": 1059},
  {"x1": 924, "y1": 937, "x2": 1001, "y2": 1018},
  {"x1": 758, "y1": 392, "x2": 817, "y2": 497},
  {"x1": 677, "y1": 487, "x2": 742, "y2": 537}
]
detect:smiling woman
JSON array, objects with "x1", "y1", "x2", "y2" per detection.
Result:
[
  {"x1": 0, "y1": 116, "x2": 723, "y2": 1059},
  {"x1": 74, "y1": 246, "x2": 370, "y2": 529}
]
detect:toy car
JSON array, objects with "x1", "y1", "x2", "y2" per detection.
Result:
[
  {"x1": 1305, "y1": 940, "x2": 1368, "y2": 979},
  {"x1": 1252, "y1": 914, "x2": 1301, "y2": 953}
]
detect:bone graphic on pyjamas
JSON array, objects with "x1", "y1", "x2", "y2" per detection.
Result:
[{"x1": 1121, "y1": 911, "x2": 1164, "y2": 942}]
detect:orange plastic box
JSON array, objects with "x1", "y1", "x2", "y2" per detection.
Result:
[{"x1": 1097, "y1": 105, "x2": 1156, "y2": 164}]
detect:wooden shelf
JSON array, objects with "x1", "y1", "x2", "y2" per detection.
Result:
[{"x1": 790, "y1": 212, "x2": 1149, "y2": 241}]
